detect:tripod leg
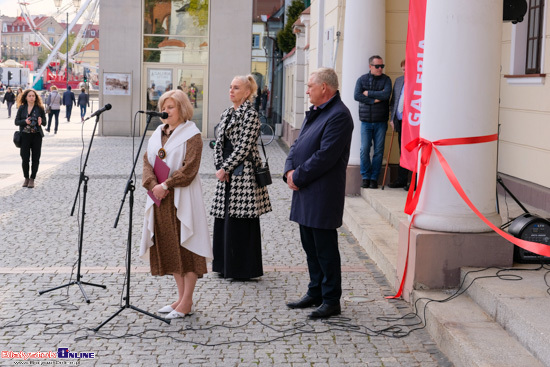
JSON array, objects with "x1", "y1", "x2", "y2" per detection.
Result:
[
  {"x1": 38, "y1": 281, "x2": 76, "y2": 295},
  {"x1": 81, "y1": 281, "x2": 107, "y2": 289},
  {"x1": 93, "y1": 307, "x2": 125, "y2": 332},
  {"x1": 77, "y1": 282, "x2": 91, "y2": 304}
]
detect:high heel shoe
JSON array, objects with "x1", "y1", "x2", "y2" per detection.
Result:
[
  {"x1": 165, "y1": 309, "x2": 193, "y2": 319},
  {"x1": 157, "y1": 305, "x2": 175, "y2": 313}
]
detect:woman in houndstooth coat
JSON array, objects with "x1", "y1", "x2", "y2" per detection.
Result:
[{"x1": 211, "y1": 75, "x2": 272, "y2": 280}]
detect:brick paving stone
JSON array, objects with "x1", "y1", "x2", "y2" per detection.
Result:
[{"x1": 0, "y1": 134, "x2": 453, "y2": 366}]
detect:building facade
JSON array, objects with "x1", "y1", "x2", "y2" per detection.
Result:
[{"x1": 99, "y1": 0, "x2": 253, "y2": 137}]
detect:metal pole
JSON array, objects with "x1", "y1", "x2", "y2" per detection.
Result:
[{"x1": 66, "y1": 12, "x2": 69, "y2": 89}]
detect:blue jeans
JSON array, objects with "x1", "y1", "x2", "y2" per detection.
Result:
[
  {"x1": 80, "y1": 105, "x2": 87, "y2": 120},
  {"x1": 360, "y1": 121, "x2": 388, "y2": 180}
]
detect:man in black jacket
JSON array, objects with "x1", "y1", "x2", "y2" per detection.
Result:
[
  {"x1": 284, "y1": 68, "x2": 353, "y2": 319},
  {"x1": 354, "y1": 55, "x2": 392, "y2": 189}
]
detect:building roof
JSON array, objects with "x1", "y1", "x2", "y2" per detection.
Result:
[{"x1": 252, "y1": 0, "x2": 284, "y2": 22}]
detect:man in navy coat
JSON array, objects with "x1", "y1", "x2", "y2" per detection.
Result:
[
  {"x1": 284, "y1": 68, "x2": 354, "y2": 319},
  {"x1": 62, "y1": 86, "x2": 76, "y2": 122}
]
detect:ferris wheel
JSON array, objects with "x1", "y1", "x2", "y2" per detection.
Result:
[{"x1": 18, "y1": 0, "x2": 100, "y2": 88}]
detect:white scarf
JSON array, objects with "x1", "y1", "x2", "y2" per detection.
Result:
[{"x1": 140, "y1": 121, "x2": 213, "y2": 261}]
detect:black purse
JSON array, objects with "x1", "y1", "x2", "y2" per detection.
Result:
[
  {"x1": 255, "y1": 137, "x2": 272, "y2": 187},
  {"x1": 13, "y1": 131, "x2": 21, "y2": 148}
]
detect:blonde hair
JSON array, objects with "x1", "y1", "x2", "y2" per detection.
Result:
[
  {"x1": 50, "y1": 85, "x2": 58, "y2": 91},
  {"x1": 158, "y1": 89, "x2": 193, "y2": 122},
  {"x1": 233, "y1": 75, "x2": 258, "y2": 103}
]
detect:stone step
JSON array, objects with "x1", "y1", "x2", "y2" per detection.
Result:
[
  {"x1": 414, "y1": 290, "x2": 543, "y2": 367},
  {"x1": 462, "y1": 266, "x2": 550, "y2": 366},
  {"x1": 360, "y1": 187, "x2": 409, "y2": 231},
  {"x1": 344, "y1": 187, "x2": 550, "y2": 367},
  {"x1": 343, "y1": 195, "x2": 400, "y2": 289}
]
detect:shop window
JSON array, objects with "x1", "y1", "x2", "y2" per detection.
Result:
[{"x1": 143, "y1": 0, "x2": 209, "y2": 64}]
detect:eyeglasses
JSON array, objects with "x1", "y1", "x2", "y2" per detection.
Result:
[{"x1": 371, "y1": 64, "x2": 385, "y2": 69}]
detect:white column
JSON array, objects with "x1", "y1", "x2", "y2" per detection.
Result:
[
  {"x1": 341, "y1": 0, "x2": 385, "y2": 167},
  {"x1": 413, "y1": 0, "x2": 502, "y2": 232}
]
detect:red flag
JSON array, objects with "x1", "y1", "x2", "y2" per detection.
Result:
[{"x1": 400, "y1": 0, "x2": 426, "y2": 171}]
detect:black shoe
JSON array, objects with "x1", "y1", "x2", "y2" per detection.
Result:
[
  {"x1": 308, "y1": 303, "x2": 341, "y2": 319},
  {"x1": 369, "y1": 180, "x2": 378, "y2": 189},
  {"x1": 361, "y1": 179, "x2": 370, "y2": 188},
  {"x1": 388, "y1": 181, "x2": 405, "y2": 188},
  {"x1": 286, "y1": 295, "x2": 322, "y2": 309}
]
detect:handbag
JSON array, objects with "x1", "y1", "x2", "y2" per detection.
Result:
[
  {"x1": 13, "y1": 131, "x2": 21, "y2": 148},
  {"x1": 255, "y1": 136, "x2": 272, "y2": 187},
  {"x1": 46, "y1": 105, "x2": 51, "y2": 114}
]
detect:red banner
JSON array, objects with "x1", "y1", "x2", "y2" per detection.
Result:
[{"x1": 400, "y1": 0, "x2": 426, "y2": 171}]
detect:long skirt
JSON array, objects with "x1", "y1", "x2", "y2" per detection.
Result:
[
  {"x1": 212, "y1": 182, "x2": 263, "y2": 279},
  {"x1": 150, "y1": 189, "x2": 207, "y2": 277}
]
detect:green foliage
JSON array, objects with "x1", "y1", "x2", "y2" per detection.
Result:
[
  {"x1": 188, "y1": 0, "x2": 209, "y2": 29},
  {"x1": 277, "y1": 0, "x2": 305, "y2": 53}
]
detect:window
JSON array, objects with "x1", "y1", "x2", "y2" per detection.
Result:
[
  {"x1": 48, "y1": 27, "x2": 54, "y2": 33},
  {"x1": 91, "y1": 44, "x2": 95, "y2": 50},
  {"x1": 507, "y1": 0, "x2": 547, "y2": 82},
  {"x1": 17, "y1": 26, "x2": 20, "y2": 31},
  {"x1": 49, "y1": 37, "x2": 54, "y2": 44},
  {"x1": 91, "y1": 30, "x2": 96, "y2": 36},
  {"x1": 526, "y1": 0, "x2": 545, "y2": 74},
  {"x1": 252, "y1": 34, "x2": 260, "y2": 48}
]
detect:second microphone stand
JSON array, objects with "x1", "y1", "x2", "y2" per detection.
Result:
[
  {"x1": 95, "y1": 115, "x2": 169, "y2": 331},
  {"x1": 39, "y1": 114, "x2": 106, "y2": 303}
]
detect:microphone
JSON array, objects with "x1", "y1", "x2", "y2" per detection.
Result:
[
  {"x1": 139, "y1": 110, "x2": 168, "y2": 119},
  {"x1": 89, "y1": 103, "x2": 112, "y2": 118}
]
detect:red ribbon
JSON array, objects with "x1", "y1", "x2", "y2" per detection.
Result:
[{"x1": 387, "y1": 133, "x2": 550, "y2": 299}]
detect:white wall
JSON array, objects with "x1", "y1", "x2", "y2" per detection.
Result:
[
  {"x1": 207, "y1": 0, "x2": 253, "y2": 138},
  {"x1": 98, "y1": 0, "x2": 142, "y2": 136}
]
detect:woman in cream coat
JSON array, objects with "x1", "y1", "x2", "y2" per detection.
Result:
[{"x1": 141, "y1": 90, "x2": 212, "y2": 319}]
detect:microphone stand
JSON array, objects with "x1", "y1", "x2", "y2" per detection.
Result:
[
  {"x1": 95, "y1": 114, "x2": 170, "y2": 331},
  {"x1": 39, "y1": 114, "x2": 106, "y2": 303}
]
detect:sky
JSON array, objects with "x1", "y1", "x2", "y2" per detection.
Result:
[{"x1": 0, "y1": 0, "x2": 26, "y2": 17}]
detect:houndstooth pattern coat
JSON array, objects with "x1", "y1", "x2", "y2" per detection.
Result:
[{"x1": 210, "y1": 100, "x2": 272, "y2": 218}]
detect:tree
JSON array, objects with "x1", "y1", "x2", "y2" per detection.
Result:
[{"x1": 277, "y1": 0, "x2": 305, "y2": 53}]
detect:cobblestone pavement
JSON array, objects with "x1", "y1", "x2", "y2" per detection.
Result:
[{"x1": 0, "y1": 109, "x2": 452, "y2": 366}]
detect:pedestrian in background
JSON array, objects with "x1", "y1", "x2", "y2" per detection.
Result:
[
  {"x1": 211, "y1": 75, "x2": 272, "y2": 280},
  {"x1": 77, "y1": 87, "x2": 89, "y2": 122},
  {"x1": 45, "y1": 85, "x2": 61, "y2": 134},
  {"x1": 140, "y1": 90, "x2": 212, "y2": 320},
  {"x1": 388, "y1": 59, "x2": 411, "y2": 189},
  {"x1": 14, "y1": 89, "x2": 47, "y2": 188},
  {"x1": 354, "y1": 55, "x2": 392, "y2": 189},
  {"x1": 3, "y1": 87, "x2": 16, "y2": 118},
  {"x1": 62, "y1": 86, "x2": 76, "y2": 122},
  {"x1": 284, "y1": 68, "x2": 353, "y2": 319}
]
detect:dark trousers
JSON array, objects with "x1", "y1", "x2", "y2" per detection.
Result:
[
  {"x1": 20, "y1": 132, "x2": 42, "y2": 179},
  {"x1": 396, "y1": 126, "x2": 411, "y2": 184},
  {"x1": 47, "y1": 109, "x2": 60, "y2": 132},
  {"x1": 7, "y1": 101, "x2": 14, "y2": 118},
  {"x1": 299, "y1": 225, "x2": 341, "y2": 305},
  {"x1": 65, "y1": 105, "x2": 73, "y2": 120}
]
